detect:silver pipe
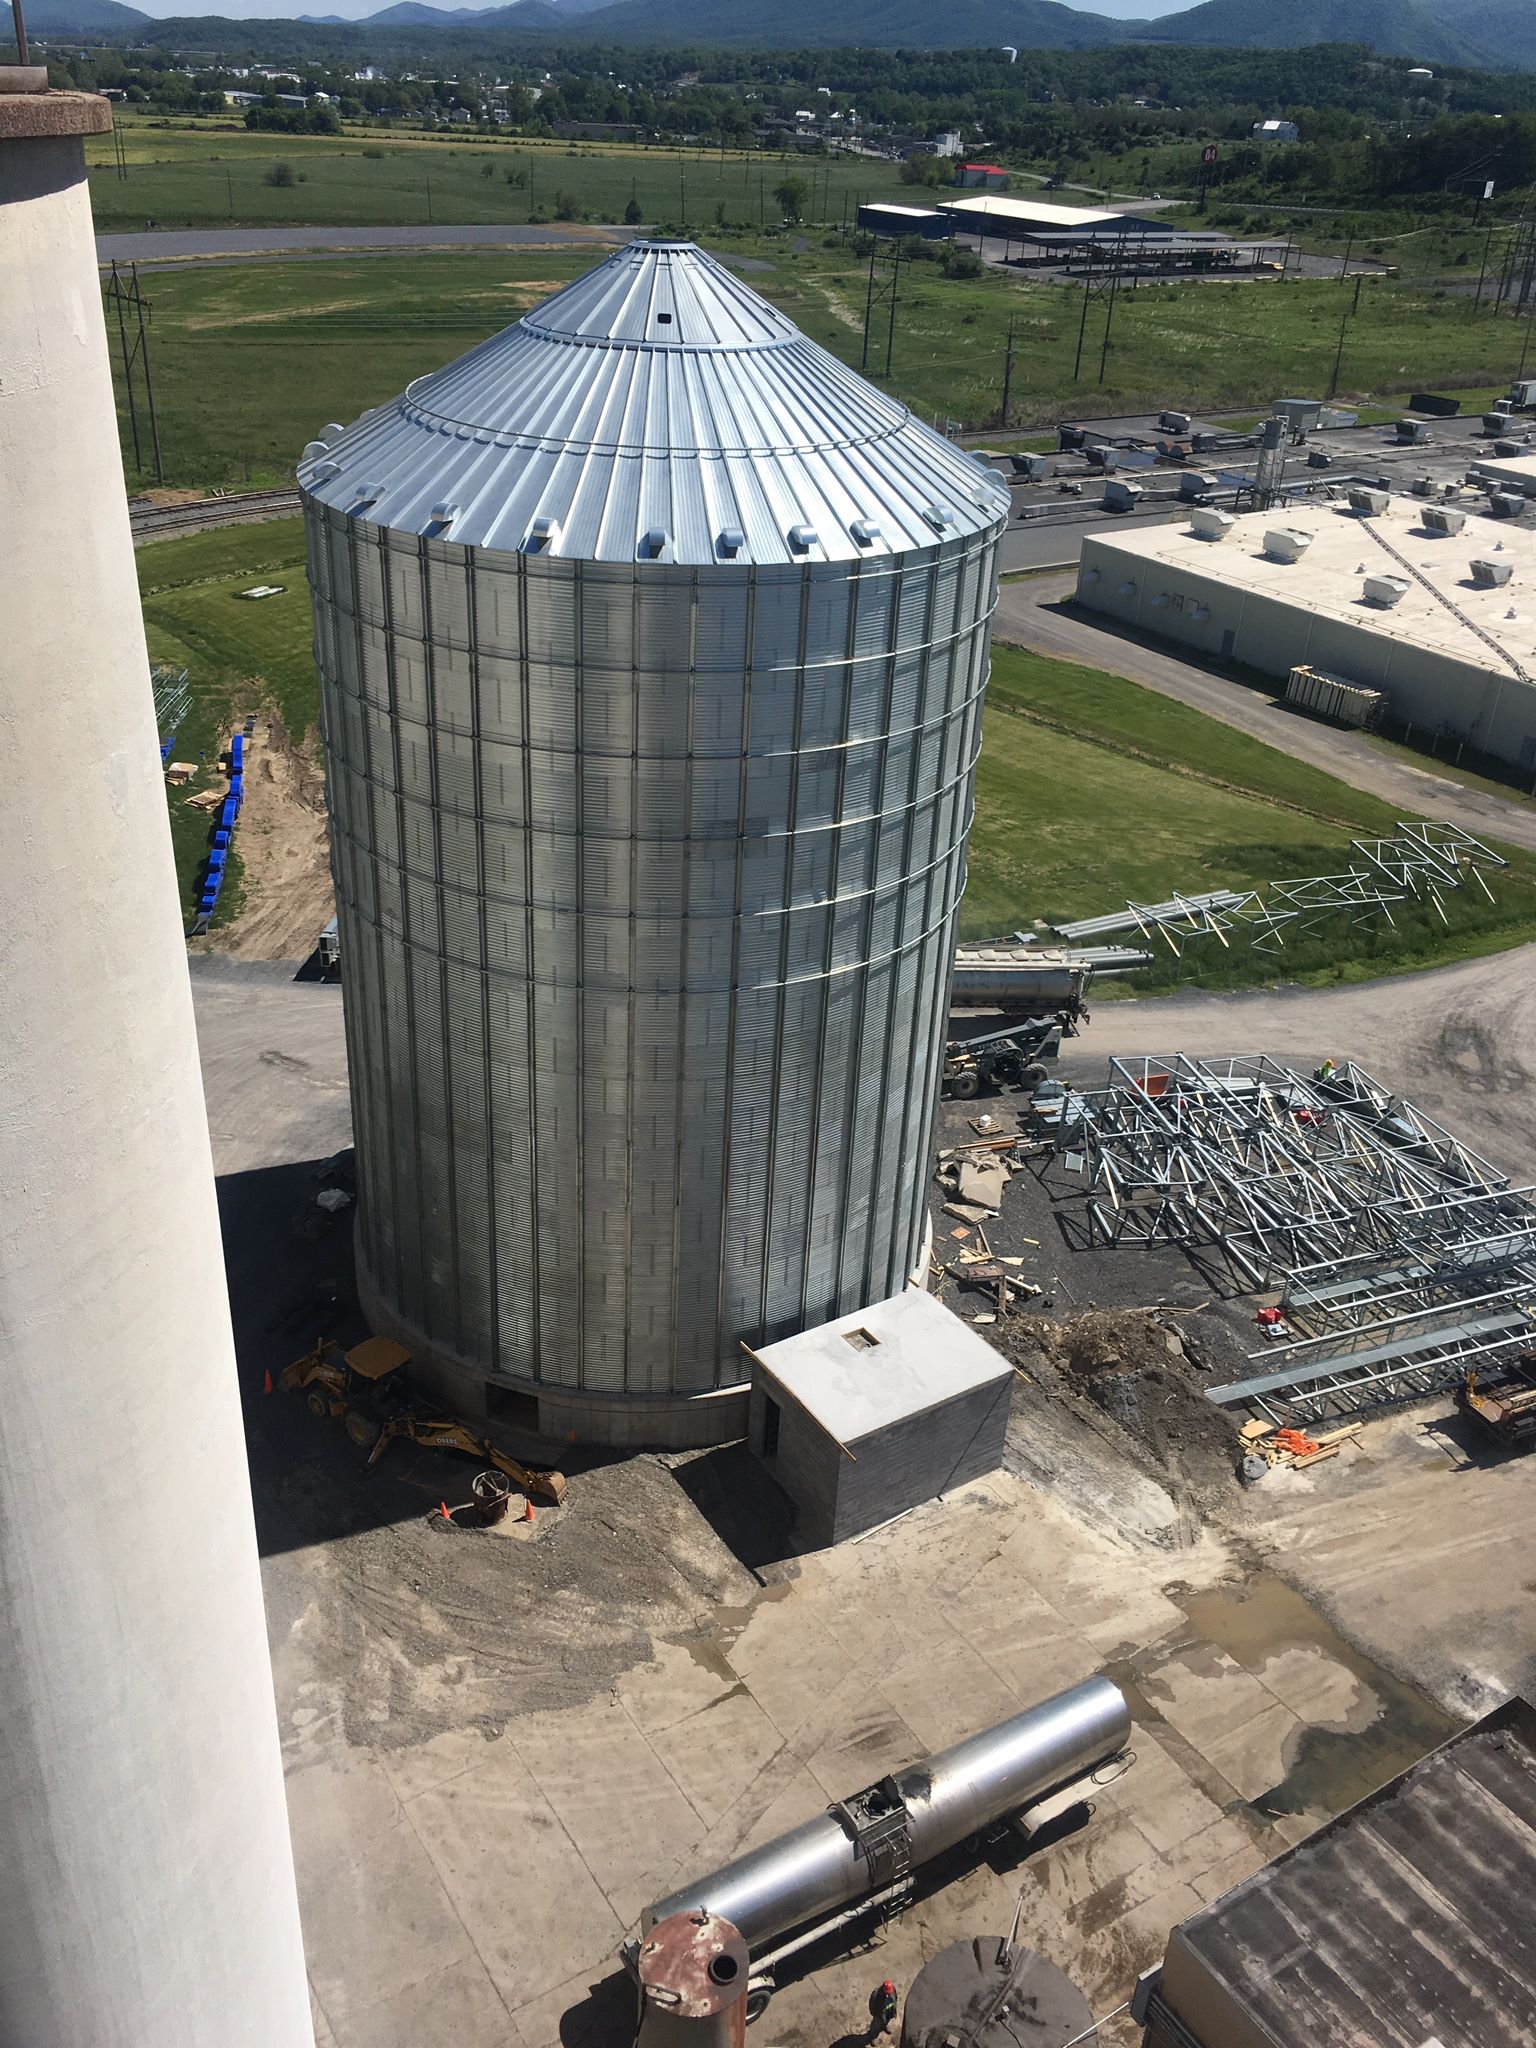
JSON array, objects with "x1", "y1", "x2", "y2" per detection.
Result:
[{"x1": 642, "y1": 1678, "x2": 1130, "y2": 1952}]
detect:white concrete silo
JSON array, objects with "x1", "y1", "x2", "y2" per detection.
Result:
[
  {"x1": 301, "y1": 241, "x2": 1010, "y2": 1447},
  {"x1": 0, "y1": 86, "x2": 311, "y2": 2046}
]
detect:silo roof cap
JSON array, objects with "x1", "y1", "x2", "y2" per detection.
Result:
[{"x1": 297, "y1": 239, "x2": 1010, "y2": 566}]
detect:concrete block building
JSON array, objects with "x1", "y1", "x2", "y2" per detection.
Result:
[
  {"x1": 1077, "y1": 498, "x2": 1536, "y2": 772},
  {"x1": 745, "y1": 1290, "x2": 1013, "y2": 1549}
]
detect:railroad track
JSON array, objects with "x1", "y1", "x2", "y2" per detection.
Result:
[{"x1": 130, "y1": 487, "x2": 300, "y2": 544}]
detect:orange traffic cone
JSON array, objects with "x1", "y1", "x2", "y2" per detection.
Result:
[
  {"x1": 523, "y1": 1497, "x2": 535, "y2": 1523},
  {"x1": 262, "y1": 1369, "x2": 274, "y2": 1395},
  {"x1": 440, "y1": 1501, "x2": 453, "y2": 1522}
]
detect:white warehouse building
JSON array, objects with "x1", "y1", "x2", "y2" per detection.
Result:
[{"x1": 1077, "y1": 499, "x2": 1536, "y2": 773}]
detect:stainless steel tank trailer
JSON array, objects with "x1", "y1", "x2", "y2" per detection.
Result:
[{"x1": 625, "y1": 1677, "x2": 1133, "y2": 2022}]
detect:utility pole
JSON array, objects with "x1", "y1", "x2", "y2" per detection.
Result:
[
  {"x1": 861, "y1": 238, "x2": 901, "y2": 376},
  {"x1": 1475, "y1": 221, "x2": 1496, "y2": 311},
  {"x1": 1328, "y1": 271, "x2": 1364, "y2": 400},
  {"x1": 103, "y1": 261, "x2": 162, "y2": 484},
  {"x1": 1000, "y1": 315, "x2": 1016, "y2": 429},
  {"x1": 226, "y1": 169, "x2": 234, "y2": 217}
]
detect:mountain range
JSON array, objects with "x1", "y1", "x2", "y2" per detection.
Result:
[{"x1": 21, "y1": 0, "x2": 1536, "y2": 69}]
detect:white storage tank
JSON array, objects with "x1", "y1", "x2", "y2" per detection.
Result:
[{"x1": 299, "y1": 242, "x2": 1010, "y2": 1446}]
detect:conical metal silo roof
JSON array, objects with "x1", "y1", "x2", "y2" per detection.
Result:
[{"x1": 297, "y1": 240, "x2": 1010, "y2": 566}]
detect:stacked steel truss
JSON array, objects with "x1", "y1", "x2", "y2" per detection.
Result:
[
  {"x1": 1048, "y1": 821, "x2": 1506, "y2": 958},
  {"x1": 1042, "y1": 1053, "x2": 1536, "y2": 1425}
]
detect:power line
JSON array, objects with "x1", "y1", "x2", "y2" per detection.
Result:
[{"x1": 103, "y1": 262, "x2": 163, "y2": 486}]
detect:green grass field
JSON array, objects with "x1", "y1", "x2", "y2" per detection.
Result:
[
  {"x1": 86, "y1": 119, "x2": 903, "y2": 234},
  {"x1": 969, "y1": 644, "x2": 1536, "y2": 988},
  {"x1": 105, "y1": 241, "x2": 1532, "y2": 494},
  {"x1": 137, "y1": 518, "x2": 312, "y2": 923},
  {"x1": 134, "y1": 518, "x2": 1536, "y2": 983}
]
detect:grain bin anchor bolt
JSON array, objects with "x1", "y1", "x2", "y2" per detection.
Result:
[{"x1": 635, "y1": 1910, "x2": 749, "y2": 2048}]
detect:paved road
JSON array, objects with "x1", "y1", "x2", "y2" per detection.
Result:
[
  {"x1": 96, "y1": 221, "x2": 631, "y2": 264},
  {"x1": 994, "y1": 571, "x2": 1536, "y2": 854}
]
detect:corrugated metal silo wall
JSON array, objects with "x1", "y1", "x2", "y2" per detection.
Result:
[{"x1": 305, "y1": 499, "x2": 1002, "y2": 1403}]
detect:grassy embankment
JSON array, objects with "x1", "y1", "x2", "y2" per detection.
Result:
[
  {"x1": 137, "y1": 518, "x2": 312, "y2": 924},
  {"x1": 133, "y1": 520, "x2": 1536, "y2": 986}
]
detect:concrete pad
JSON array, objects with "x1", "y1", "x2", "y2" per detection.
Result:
[
  {"x1": 877, "y1": 1629, "x2": 1025, "y2": 1752},
  {"x1": 642, "y1": 1679, "x2": 789, "y2": 1833},
  {"x1": 310, "y1": 1989, "x2": 339, "y2": 2048},
  {"x1": 1250, "y1": 1643, "x2": 1376, "y2": 1732},
  {"x1": 788, "y1": 1667, "x2": 923, "y2": 1799},
  {"x1": 286, "y1": 1754, "x2": 479, "y2": 2022},
  {"x1": 1136, "y1": 1641, "x2": 1279, "y2": 1750},
  {"x1": 1077, "y1": 1880, "x2": 1207, "y2": 2014},
  {"x1": 325, "y1": 1954, "x2": 514, "y2": 2048},
  {"x1": 509, "y1": 1699, "x2": 707, "y2": 1929},
  {"x1": 380, "y1": 1724, "x2": 506, "y2": 1805},
  {"x1": 615, "y1": 1639, "x2": 744, "y2": 1736},
  {"x1": 1111, "y1": 1729, "x2": 1231, "y2": 1854},
  {"x1": 510, "y1": 1964, "x2": 632, "y2": 2048},
  {"x1": 407, "y1": 1748, "x2": 624, "y2": 2010},
  {"x1": 695, "y1": 1743, "x2": 837, "y2": 1866},
  {"x1": 1191, "y1": 1840, "x2": 1271, "y2": 1905},
  {"x1": 1203, "y1": 1700, "x2": 1304, "y2": 1803},
  {"x1": 1019, "y1": 1808, "x2": 1162, "y2": 1922},
  {"x1": 729, "y1": 1598, "x2": 854, "y2": 1744}
]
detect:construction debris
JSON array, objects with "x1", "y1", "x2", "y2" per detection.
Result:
[
  {"x1": 1044, "y1": 820, "x2": 1507, "y2": 959},
  {"x1": 1038, "y1": 1053, "x2": 1536, "y2": 1428}
]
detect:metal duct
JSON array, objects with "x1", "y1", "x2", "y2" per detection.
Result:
[{"x1": 641, "y1": 1678, "x2": 1131, "y2": 1952}]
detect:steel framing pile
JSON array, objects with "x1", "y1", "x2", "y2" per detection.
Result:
[
  {"x1": 1048, "y1": 820, "x2": 1506, "y2": 958},
  {"x1": 1042, "y1": 1053, "x2": 1536, "y2": 1424}
]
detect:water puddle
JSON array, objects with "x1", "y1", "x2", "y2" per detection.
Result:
[
  {"x1": 671, "y1": 1580, "x2": 793, "y2": 1686},
  {"x1": 1176, "y1": 1571, "x2": 1457, "y2": 1823}
]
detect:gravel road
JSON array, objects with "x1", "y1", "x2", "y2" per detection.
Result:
[
  {"x1": 994, "y1": 572, "x2": 1536, "y2": 855},
  {"x1": 96, "y1": 221, "x2": 631, "y2": 264}
]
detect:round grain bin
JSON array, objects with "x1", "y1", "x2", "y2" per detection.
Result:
[{"x1": 299, "y1": 241, "x2": 1009, "y2": 1446}]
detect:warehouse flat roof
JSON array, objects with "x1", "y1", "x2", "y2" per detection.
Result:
[
  {"x1": 938, "y1": 194, "x2": 1127, "y2": 229},
  {"x1": 858, "y1": 202, "x2": 946, "y2": 219},
  {"x1": 1163, "y1": 1697, "x2": 1536, "y2": 2048},
  {"x1": 746, "y1": 1289, "x2": 1011, "y2": 1446},
  {"x1": 1082, "y1": 497, "x2": 1536, "y2": 679},
  {"x1": 1471, "y1": 451, "x2": 1536, "y2": 490}
]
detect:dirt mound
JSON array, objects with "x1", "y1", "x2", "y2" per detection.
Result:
[
  {"x1": 1032, "y1": 1307, "x2": 1193, "y2": 1380},
  {"x1": 209, "y1": 711, "x2": 333, "y2": 962}
]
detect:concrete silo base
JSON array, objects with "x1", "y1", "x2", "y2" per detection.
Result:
[
  {"x1": 355, "y1": 1253, "x2": 751, "y2": 1450},
  {"x1": 356, "y1": 1218, "x2": 934, "y2": 1452}
]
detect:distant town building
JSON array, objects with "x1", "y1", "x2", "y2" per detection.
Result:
[
  {"x1": 932, "y1": 129, "x2": 963, "y2": 157},
  {"x1": 956, "y1": 162, "x2": 1009, "y2": 190},
  {"x1": 1253, "y1": 119, "x2": 1301, "y2": 143}
]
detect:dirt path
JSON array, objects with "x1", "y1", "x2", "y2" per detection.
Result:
[
  {"x1": 212, "y1": 712, "x2": 333, "y2": 962},
  {"x1": 994, "y1": 573, "x2": 1536, "y2": 856}
]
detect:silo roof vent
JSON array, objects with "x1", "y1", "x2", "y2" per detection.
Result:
[
  {"x1": 294, "y1": 241, "x2": 1009, "y2": 566},
  {"x1": 524, "y1": 514, "x2": 561, "y2": 552},
  {"x1": 787, "y1": 523, "x2": 819, "y2": 554},
  {"x1": 850, "y1": 517, "x2": 883, "y2": 546},
  {"x1": 639, "y1": 528, "x2": 669, "y2": 560},
  {"x1": 716, "y1": 527, "x2": 745, "y2": 558},
  {"x1": 923, "y1": 504, "x2": 958, "y2": 532}
]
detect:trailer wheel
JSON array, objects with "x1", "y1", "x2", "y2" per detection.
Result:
[
  {"x1": 948, "y1": 1069, "x2": 980, "y2": 1100},
  {"x1": 746, "y1": 1985, "x2": 774, "y2": 2025}
]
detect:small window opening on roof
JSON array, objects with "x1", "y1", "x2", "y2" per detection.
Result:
[
  {"x1": 657, "y1": 311, "x2": 673, "y2": 324},
  {"x1": 843, "y1": 1328, "x2": 880, "y2": 1352}
]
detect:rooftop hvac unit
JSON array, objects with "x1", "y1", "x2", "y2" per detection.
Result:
[
  {"x1": 1159, "y1": 410, "x2": 1192, "y2": 435},
  {"x1": 1273, "y1": 398, "x2": 1323, "y2": 434},
  {"x1": 1411, "y1": 475, "x2": 1436, "y2": 497},
  {"x1": 1363, "y1": 575, "x2": 1409, "y2": 608},
  {"x1": 1493, "y1": 439, "x2": 1525, "y2": 459},
  {"x1": 1348, "y1": 488, "x2": 1390, "y2": 516},
  {"x1": 1471, "y1": 558, "x2": 1514, "y2": 586},
  {"x1": 1485, "y1": 413, "x2": 1515, "y2": 435},
  {"x1": 1102, "y1": 479, "x2": 1142, "y2": 511},
  {"x1": 1263, "y1": 528, "x2": 1312, "y2": 562},
  {"x1": 1178, "y1": 470, "x2": 1218, "y2": 500},
  {"x1": 1396, "y1": 419, "x2": 1432, "y2": 444},
  {"x1": 1421, "y1": 506, "x2": 1466, "y2": 536},
  {"x1": 1491, "y1": 492, "x2": 1526, "y2": 519},
  {"x1": 1190, "y1": 507, "x2": 1234, "y2": 540}
]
